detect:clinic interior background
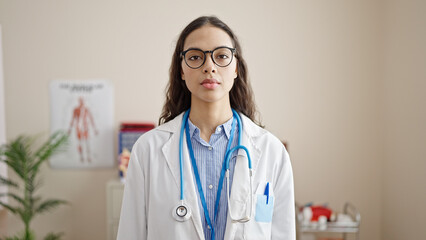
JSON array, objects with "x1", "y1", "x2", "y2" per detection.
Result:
[{"x1": 0, "y1": 0, "x2": 425, "y2": 239}]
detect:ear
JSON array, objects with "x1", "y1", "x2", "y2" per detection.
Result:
[{"x1": 181, "y1": 67, "x2": 185, "y2": 80}]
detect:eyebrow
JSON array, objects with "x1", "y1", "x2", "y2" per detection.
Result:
[{"x1": 183, "y1": 45, "x2": 234, "y2": 51}]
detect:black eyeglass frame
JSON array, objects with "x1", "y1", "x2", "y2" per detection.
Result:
[{"x1": 180, "y1": 46, "x2": 236, "y2": 69}]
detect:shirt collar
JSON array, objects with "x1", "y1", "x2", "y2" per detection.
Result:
[{"x1": 187, "y1": 117, "x2": 234, "y2": 140}]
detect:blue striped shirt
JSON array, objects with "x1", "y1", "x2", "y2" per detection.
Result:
[{"x1": 188, "y1": 117, "x2": 238, "y2": 240}]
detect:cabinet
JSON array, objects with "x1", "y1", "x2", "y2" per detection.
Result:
[{"x1": 106, "y1": 180, "x2": 124, "y2": 240}]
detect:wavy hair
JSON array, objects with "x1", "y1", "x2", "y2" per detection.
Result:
[{"x1": 159, "y1": 16, "x2": 261, "y2": 126}]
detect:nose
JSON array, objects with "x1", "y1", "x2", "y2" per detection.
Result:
[{"x1": 202, "y1": 53, "x2": 216, "y2": 73}]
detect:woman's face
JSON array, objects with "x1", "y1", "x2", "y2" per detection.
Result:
[{"x1": 181, "y1": 25, "x2": 237, "y2": 107}]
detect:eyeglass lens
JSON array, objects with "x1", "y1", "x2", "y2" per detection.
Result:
[{"x1": 183, "y1": 47, "x2": 233, "y2": 69}]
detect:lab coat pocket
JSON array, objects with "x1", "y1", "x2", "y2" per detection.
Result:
[
  {"x1": 255, "y1": 194, "x2": 274, "y2": 222},
  {"x1": 239, "y1": 182, "x2": 274, "y2": 240},
  {"x1": 254, "y1": 181, "x2": 274, "y2": 223}
]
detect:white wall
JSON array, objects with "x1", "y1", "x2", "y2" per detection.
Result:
[
  {"x1": 1, "y1": 0, "x2": 423, "y2": 239},
  {"x1": 0, "y1": 24, "x2": 8, "y2": 221}
]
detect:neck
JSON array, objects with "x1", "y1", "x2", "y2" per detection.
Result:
[{"x1": 189, "y1": 102, "x2": 233, "y2": 142}]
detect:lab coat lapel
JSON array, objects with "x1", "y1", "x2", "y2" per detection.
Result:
[
  {"x1": 160, "y1": 114, "x2": 205, "y2": 240},
  {"x1": 224, "y1": 115, "x2": 261, "y2": 239}
]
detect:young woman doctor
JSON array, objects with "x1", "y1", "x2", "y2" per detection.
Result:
[{"x1": 117, "y1": 16, "x2": 295, "y2": 240}]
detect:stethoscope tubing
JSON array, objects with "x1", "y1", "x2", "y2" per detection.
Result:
[
  {"x1": 179, "y1": 110, "x2": 190, "y2": 201},
  {"x1": 177, "y1": 109, "x2": 252, "y2": 240}
]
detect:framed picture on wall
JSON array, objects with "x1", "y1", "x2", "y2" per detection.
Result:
[{"x1": 49, "y1": 79, "x2": 114, "y2": 168}]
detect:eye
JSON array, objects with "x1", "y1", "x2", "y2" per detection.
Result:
[
  {"x1": 213, "y1": 48, "x2": 233, "y2": 61},
  {"x1": 188, "y1": 55, "x2": 202, "y2": 61},
  {"x1": 217, "y1": 54, "x2": 229, "y2": 59},
  {"x1": 185, "y1": 50, "x2": 204, "y2": 62}
]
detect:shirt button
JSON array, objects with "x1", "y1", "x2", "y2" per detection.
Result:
[
  {"x1": 208, "y1": 146, "x2": 212, "y2": 151},
  {"x1": 207, "y1": 225, "x2": 211, "y2": 230},
  {"x1": 208, "y1": 184, "x2": 213, "y2": 189}
]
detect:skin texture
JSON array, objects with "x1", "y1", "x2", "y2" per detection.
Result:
[{"x1": 181, "y1": 25, "x2": 238, "y2": 142}]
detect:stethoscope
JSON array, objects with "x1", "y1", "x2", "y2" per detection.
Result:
[{"x1": 172, "y1": 109, "x2": 253, "y2": 239}]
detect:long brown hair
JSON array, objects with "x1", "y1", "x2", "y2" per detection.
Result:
[{"x1": 159, "y1": 16, "x2": 261, "y2": 126}]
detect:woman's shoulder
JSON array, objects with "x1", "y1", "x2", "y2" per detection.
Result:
[
  {"x1": 132, "y1": 114, "x2": 183, "y2": 148},
  {"x1": 241, "y1": 114, "x2": 286, "y2": 150}
]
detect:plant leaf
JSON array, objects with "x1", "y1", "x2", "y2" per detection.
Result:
[
  {"x1": 35, "y1": 199, "x2": 68, "y2": 214},
  {"x1": 0, "y1": 176, "x2": 19, "y2": 188},
  {"x1": 4, "y1": 229, "x2": 36, "y2": 240},
  {"x1": 0, "y1": 201, "x2": 18, "y2": 214},
  {"x1": 17, "y1": 208, "x2": 33, "y2": 228},
  {"x1": 44, "y1": 232, "x2": 64, "y2": 240},
  {"x1": 2, "y1": 136, "x2": 34, "y2": 181},
  {"x1": 0, "y1": 193, "x2": 28, "y2": 208},
  {"x1": 24, "y1": 177, "x2": 37, "y2": 195},
  {"x1": 4, "y1": 236, "x2": 20, "y2": 240},
  {"x1": 33, "y1": 131, "x2": 68, "y2": 173}
]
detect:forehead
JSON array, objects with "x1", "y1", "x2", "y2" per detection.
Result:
[{"x1": 183, "y1": 25, "x2": 234, "y2": 50}]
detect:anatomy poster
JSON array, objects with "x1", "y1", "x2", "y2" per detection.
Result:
[{"x1": 49, "y1": 80, "x2": 114, "y2": 168}]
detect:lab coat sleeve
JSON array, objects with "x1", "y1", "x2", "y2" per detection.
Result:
[
  {"x1": 117, "y1": 145, "x2": 147, "y2": 240},
  {"x1": 271, "y1": 147, "x2": 296, "y2": 240}
]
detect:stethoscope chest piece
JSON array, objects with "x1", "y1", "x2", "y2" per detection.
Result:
[{"x1": 172, "y1": 202, "x2": 191, "y2": 222}]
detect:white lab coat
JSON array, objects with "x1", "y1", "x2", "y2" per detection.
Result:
[{"x1": 117, "y1": 113, "x2": 295, "y2": 240}]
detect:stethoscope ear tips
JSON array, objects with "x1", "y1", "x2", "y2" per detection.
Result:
[{"x1": 172, "y1": 202, "x2": 191, "y2": 222}]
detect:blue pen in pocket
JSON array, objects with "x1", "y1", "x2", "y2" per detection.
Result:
[{"x1": 264, "y1": 182, "x2": 269, "y2": 204}]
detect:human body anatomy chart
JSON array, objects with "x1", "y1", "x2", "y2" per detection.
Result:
[{"x1": 49, "y1": 80, "x2": 114, "y2": 168}]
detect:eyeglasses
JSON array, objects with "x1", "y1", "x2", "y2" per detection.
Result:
[{"x1": 181, "y1": 46, "x2": 236, "y2": 69}]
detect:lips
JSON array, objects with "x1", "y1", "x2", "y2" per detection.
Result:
[{"x1": 201, "y1": 79, "x2": 220, "y2": 89}]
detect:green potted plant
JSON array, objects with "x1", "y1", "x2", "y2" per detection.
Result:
[{"x1": 0, "y1": 131, "x2": 69, "y2": 240}]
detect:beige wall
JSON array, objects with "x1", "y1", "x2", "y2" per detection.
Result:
[
  {"x1": 382, "y1": 0, "x2": 426, "y2": 239},
  {"x1": 0, "y1": 0, "x2": 424, "y2": 240}
]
